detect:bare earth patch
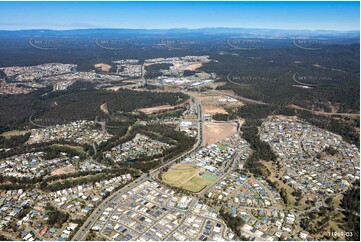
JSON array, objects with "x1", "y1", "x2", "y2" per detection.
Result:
[
  {"x1": 203, "y1": 104, "x2": 228, "y2": 114},
  {"x1": 105, "y1": 86, "x2": 122, "y2": 91},
  {"x1": 138, "y1": 104, "x2": 176, "y2": 114},
  {"x1": 51, "y1": 164, "x2": 76, "y2": 176},
  {"x1": 94, "y1": 63, "x2": 111, "y2": 72},
  {"x1": 187, "y1": 89, "x2": 244, "y2": 115},
  {"x1": 203, "y1": 122, "x2": 237, "y2": 145},
  {"x1": 1, "y1": 130, "x2": 28, "y2": 138},
  {"x1": 100, "y1": 103, "x2": 109, "y2": 114},
  {"x1": 137, "y1": 101, "x2": 187, "y2": 114},
  {"x1": 184, "y1": 63, "x2": 203, "y2": 71}
]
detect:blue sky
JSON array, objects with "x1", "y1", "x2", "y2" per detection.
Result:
[{"x1": 0, "y1": 1, "x2": 359, "y2": 31}]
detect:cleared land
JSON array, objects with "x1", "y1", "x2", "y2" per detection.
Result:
[
  {"x1": 137, "y1": 101, "x2": 186, "y2": 114},
  {"x1": 94, "y1": 63, "x2": 111, "y2": 72},
  {"x1": 138, "y1": 104, "x2": 178, "y2": 114},
  {"x1": 187, "y1": 89, "x2": 244, "y2": 115},
  {"x1": 203, "y1": 104, "x2": 228, "y2": 114},
  {"x1": 51, "y1": 164, "x2": 77, "y2": 176},
  {"x1": 100, "y1": 103, "x2": 109, "y2": 114},
  {"x1": 184, "y1": 62, "x2": 203, "y2": 71},
  {"x1": 105, "y1": 86, "x2": 122, "y2": 91},
  {"x1": 1, "y1": 130, "x2": 28, "y2": 138},
  {"x1": 203, "y1": 122, "x2": 238, "y2": 145}
]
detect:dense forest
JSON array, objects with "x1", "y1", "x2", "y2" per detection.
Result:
[
  {"x1": 144, "y1": 63, "x2": 173, "y2": 79},
  {"x1": 0, "y1": 32, "x2": 207, "y2": 70},
  {"x1": 200, "y1": 44, "x2": 360, "y2": 113},
  {"x1": 0, "y1": 132, "x2": 30, "y2": 149},
  {"x1": 241, "y1": 125, "x2": 276, "y2": 177},
  {"x1": 0, "y1": 83, "x2": 189, "y2": 131},
  {"x1": 0, "y1": 87, "x2": 52, "y2": 133}
]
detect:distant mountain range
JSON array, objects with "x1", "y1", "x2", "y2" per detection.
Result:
[{"x1": 0, "y1": 27, "x2": 359, "y2": 39}]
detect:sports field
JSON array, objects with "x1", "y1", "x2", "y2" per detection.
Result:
[
  {"x1": 162, "y1": 163, "x2": 199, "y2": 187},
  {"x1": 181, "y1": 176, "x2": 213, "y2": 193},
  {"x1": 201, "y1": 173, "x2": 218, "y2": 182},
  {"x1": 162, "y1": 163, "x2": 214, "y2": 193}
]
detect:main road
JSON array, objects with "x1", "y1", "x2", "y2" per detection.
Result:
[{"x1": 72, "y1": 97, "x2": 204, "y2": 241}]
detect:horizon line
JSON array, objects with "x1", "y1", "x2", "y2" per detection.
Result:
[{"x1": 0, "y1": 27, "x2": 360, "y2": 32}]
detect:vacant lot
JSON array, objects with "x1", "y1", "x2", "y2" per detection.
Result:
[
  {"x1": 203, "y1": 122, "x2": 238, "y2": 145},
  {"x1": 162, "y1": 163, "x2": 199, "y2": 187},
  {"x1": 51, "y1": 164, "x2": 76, "y2": 176},
  {"x1": 203, "y1": 104, "x2": 228, "y2": 114}
]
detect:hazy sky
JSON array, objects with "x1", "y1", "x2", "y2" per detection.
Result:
[{"x1": 0, "y1": 1, "x2": 359, "y2": 31}]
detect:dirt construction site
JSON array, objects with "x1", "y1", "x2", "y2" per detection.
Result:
[
  {"x1": 187, "y1": 86, "x2": 244, "y2": 115},
  {"x1": 203, "y1": 121, "x2": 238, "y2": 146}
]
